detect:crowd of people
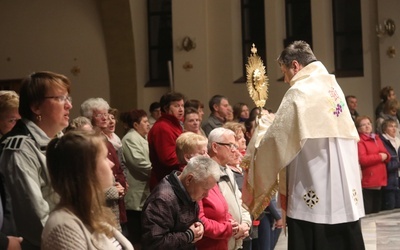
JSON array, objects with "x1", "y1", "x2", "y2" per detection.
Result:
[
  {"x1": 346, "y1": 86, "x2": 400, "y2": 215},
  {"x1": 0, "y1": 41, "x2": 398, "y2": 250}
]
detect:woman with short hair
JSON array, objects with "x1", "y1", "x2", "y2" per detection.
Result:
[
  {"x1": 120, "y1": 109, "x2": 152, "y2": 248},
  {"x1": 0, "y1": 71, "x2": 73, "y2": 249},
  {"x1": 0, "y1": 90, "x2": 20, "y2": 137},
  {"x1": 80, "y1": 98, "x2": 128, "y2": 234},
  {"x1": 379, "y1": 118, "x2": 400, "y2": 210},
  {"x1": 356, "y1": 116, "x2": 390, "y2": 214},
  {"x1": 148, "y1": 92, "x2": 185, "y2": 190}
]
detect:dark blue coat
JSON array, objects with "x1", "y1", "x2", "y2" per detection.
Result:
[{"x1": 380, "y1": 135, "x2": 400, "y2": 190}]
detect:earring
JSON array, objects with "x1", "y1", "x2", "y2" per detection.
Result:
[{"x1": 36, "y1": 115, "x2": 42, "y2": 122}]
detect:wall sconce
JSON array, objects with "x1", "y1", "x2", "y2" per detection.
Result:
[
  {"x1": 177, "y1": 36, "x2": 196, "y2": 52},
  {"x1": 376, "y1": 19, "x2": 396, "y2": 37},
  {"x1": 387, "y1": 46, "x2": 396, "y2": 58},
  {"x1": 182, "y1": 61, "x2": 193, "y2": 71}
]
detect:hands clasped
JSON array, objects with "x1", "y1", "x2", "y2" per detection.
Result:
[{"x1": 190, "y1": 221, "x2": 204, "y2": 243}]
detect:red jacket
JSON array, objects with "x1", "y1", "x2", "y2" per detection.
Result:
[
  {"x1": 196, "y1": 185, "x2": 233, "y2": 250},
  {"x1": 358, "y1": 133, "x2": 390, "y2": 188},
  {"x1": 148, "y1": 113, "x2": 183, "y2": 190}
]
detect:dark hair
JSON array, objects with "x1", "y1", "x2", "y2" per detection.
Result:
[
  {"x1": 233, "y1": 102, "x2": 248, "y2": 121},
  {"x1": 108, "y1": 108, "x2": 118, "y2": 117},
  {"x1": 119, "y1": 109, "x2": 147, "y2": 129},
  {"x1": 185, "y1": 99, "x2": 204, "y2": 109},
  {"x1": 159, "y1": 92, "x2": 185, "y2": 113},
  {"x1": 19, "y1": 71, "x2": 71, "y2": 120},
  {"x1": 185, "y1": 107, "x2": 199, "y2": 116},
  {"x1": 345, "y1": 95, "x2": 356, "y2": 103},
  {"x1": 244, "y1": 115, "x2": 256, "y2": 145},
  {"x1": 208, "y1": 95, "x2": 226, "y2": 112},
  {"x1": 380, "y1": 86, "x2": 395, "y2": 102},
  {"x1": 277, "y1": 40, "x2": 317, "y2": 68},
  {"x1": 249, "y1": 107, "x2": 261, "y2": 120},
  {"x1": 46, "y1": 131, "x2": 115, "y2": 236},
  {"x1": 149, "y1": 102, "x2": 161, "y2": 113}
]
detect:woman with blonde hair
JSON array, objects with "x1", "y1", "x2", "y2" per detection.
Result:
[
  {"x1": 42, "y1": 131, "x2": 133, "y2": 249},
  {"x1": 0, "y1": 90, "x2": 20, "y2": 137},
  {"x1": 176, "y1": 132, "x2": 208, "y2": 165}
]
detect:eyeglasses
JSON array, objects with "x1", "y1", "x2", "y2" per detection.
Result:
[
  {"x1": 215, "y1": 142, "x2": 239, "y2": 151},
  {"x1": 44, "y1": 95, "x2": 72, "y2": 104},
  {"x1": 94, "y1": 113, "x2": 109, "y2": 119}
]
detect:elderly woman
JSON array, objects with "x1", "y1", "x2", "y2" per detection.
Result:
[
  {"x1": 176, "y1": 132, "x2": 208, "y2": 165},
  {"x1": 0, "y1": 90, "x2": 20, "y2": 138},
  {"x1": 223, "y1": 122, "x2": 246, "y2": 181},
  {"x1": 0, "y1": 71, "x2": 72, "y2": 249},
  {"x1": 64, "y1": 116, "x2": 93, "y2": 132},
  {"x1": 356, "y1": 116, "x2": 390, "y2": 214},
  {"x1": 379, "y1": 118, "x2": 400, "y2": 210},
  {"x1": 105, "y1": 108, "x2": 128, "y2": 181},
  {"x1": 223, "y1": 122, "x2": 254, "y2": 249},
  {"x1": 42, "y1": 131, "x2": 133, "y2": 249},
  {"x1": 81, "y1": 98, "x2": 127, "y2": 234},
  {"x1": 120, "y1": 109, "x2": 152, "y2": 248}
]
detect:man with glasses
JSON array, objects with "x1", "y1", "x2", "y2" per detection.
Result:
[{"x1": 208, "y1": 127, "x2": 251, "y2": 250}]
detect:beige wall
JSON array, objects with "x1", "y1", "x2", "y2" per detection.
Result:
[
  {"x1": 0, "y1": 0, "x2": 389, "y2": 132},
  {"x1": 0, "y1": 0, "x2": 110, "y2": 119},
  {"x1": 377, "y1": 0, "x2": 400, "y2": 99}
]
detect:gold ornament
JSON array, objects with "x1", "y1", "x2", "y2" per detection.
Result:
[{"x1": 246, "y1": 44, "x2": 268, "y2": 109}]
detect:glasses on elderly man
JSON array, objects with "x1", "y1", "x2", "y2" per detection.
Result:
[{"x1": 215, "y1": 142, "x2": 239, "y2": 151}]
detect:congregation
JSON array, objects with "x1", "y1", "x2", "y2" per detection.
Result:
[{"x1": 0, "y1": 41, "x2": 399, "y2": 250}]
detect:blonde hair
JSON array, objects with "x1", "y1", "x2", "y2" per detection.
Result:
[
  {"x1": 383, "y1": 99, "x2": 399, "y2": 114},
  {"x1": 0, "y1": 90, "x2": 19, "y2": 114},
  {"x1": 223, "y1": 121, "x2": 246, "y2": 136},
  {"x1": 176, "y1": 132, "x2": 208, "y2": 164}
]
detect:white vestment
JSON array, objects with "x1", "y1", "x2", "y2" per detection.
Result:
[{"x1": 287, "y1": 138, "x2": 364, "y2": 224}]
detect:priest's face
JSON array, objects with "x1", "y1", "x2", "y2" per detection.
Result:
[
  {"x1": 280, "y1": 64, "x2": 296, "y2": 84},
  {"x1": 280, "y1": 60, "x2": 303, "y2": 84}
]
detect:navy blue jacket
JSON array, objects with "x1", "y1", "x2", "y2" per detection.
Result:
[{"x1": 380, "y1": 135, "x2": 400, "y2": 190}]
